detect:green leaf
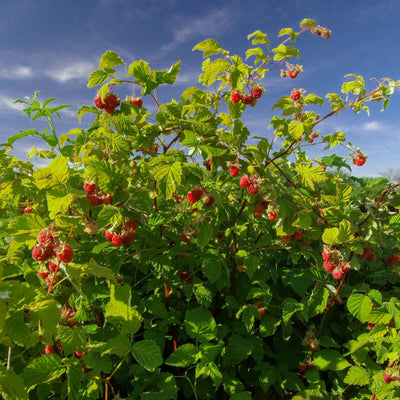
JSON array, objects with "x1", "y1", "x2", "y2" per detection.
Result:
[
  {"x1": 165, "y1": 344, "x2": 198, "y2": 367},
  {"x1": 300, "y1": 19, "x2": 317, "y2": 28},
  {"x1": 154, "y1": 61, "x2": 181, "y2": 85},
  {"x1": 196, "y1": 361, "x2": 223, "y2": 388},
  {"x1": 87, "y1": 69, "x2": 110, "y2": 88},
  {"x1": 199, "y1": 58, "x2": 231, "y2": 86},
  {"x1": 33, "y1": 157, "x2": 69, "y2": 189},
  {"x1": 306, "y1": 286, "x2": 329, "y2": 320},
  {"x1": 313, "y1": 349, "x2": 350, "y2": 371},
  {"x1": 288, "y1": 121, "x2": 304, "y2": 140},
  {"x1": 132, "y1": 340, "x2": 163, "y2": 372},
  {"x1": 57, "y1": 325, "x2": 87, "y2": 355},
  {"x1": 153, "y1": 161, "x2": 182, "y2": 200},
  {"x1": 77, "y1": 105, "x2": 101, "y2": 122},
  {"x1": 193, "y1": 39, "x2": 226, "y2": 58},
  {"x1": 347, "y1": 294, "x2": 372, "y2": 322},
  {"x1": 4, "y1": 312, "x2": 30, "y2": 346},
  {"x1": 202, "y1": 256, "x2": 222, "y2": 283},
  {"x1": 102, "y1": 334, "x2": 131, "y2": 357},
  {"x1": 248, "y1": 30, "x2": 270, "y2": 45},
  {"x1": 184, "y1": 307, "x2": 217, "y2": 343},
  {"x1": 230, "y1": 392, "x2": 252, "y2": 400},
  {"x1": 67, "y1": 361, "x2": 84, "y2": 399},
  {"x1": 322, "y1": 227, "x2": 339, "y2": 245},
  {"x1": 105, "y1": 284, "x2": 143, "y2": 334},
  {"x1": 22, "y1": 354, "x2": 66, "y2": 391},
  {"x1": 47, "y1": 190, "x2": 75, "y2": 219},
  {"x1": 99, "y1": 50, "x2": 125, "y2": 70},
  {"x1": 243, "y1": 254, "x2": 260, "y2": 278},
  {"x1": 194, "y1": 285, "x2": 213, "y2": 308},
  {"x1": 197, "y1": 223, "x2": 213, "y2": 248},
  {"x1": 0, "y1": 366, "x2": 28, "y2": 400},
  {"x1": 85, "y1": 258, "x2": 117, "y2": 284},
  {"x1": 223, "y1": 335, "x2": 252, "y2": 365},
  {"x1": 343, "y1": 366, "x2": 371, "y2": 386},
  {"x1": 296, "y1": 164, "x2": 328, "y2": 191},
  {"x1": 337, "y1": 220, "x2": 354, "y2": 243},
  {"x1": 30, "y1": 300, "x2": 61, "y2": 337}
]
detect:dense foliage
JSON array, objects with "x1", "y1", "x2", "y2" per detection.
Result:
[{"x1": 1, "y1": 18, "x2": 400, "y2": 400}]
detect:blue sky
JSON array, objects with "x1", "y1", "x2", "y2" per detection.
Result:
[{"x1": 1, "y1": 0, "x2": 399, "y2": 177}]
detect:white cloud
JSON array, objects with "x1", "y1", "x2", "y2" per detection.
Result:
[
  {"x1": 0, "y1": 65, "x2": 33, "y2": 79},
  {"x1": 45, "y1": 61, "x2": 96, "y2": 83},
  {"x1": 0, "y1": 95, "x2": 25, "y2": 112},
  {"x1": 161, "y1": 7, "x2": 235, "y2": 55},
  {"x1": 362, "y1": 121, "x2": 384, "y2": 131}
]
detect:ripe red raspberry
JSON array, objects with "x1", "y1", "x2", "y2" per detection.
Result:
[
  {"x1": 322, "y1": 251, "x2": 332, "y2": 261},
  {"x1": 239, "y1": 175, "x2": 250, "y2": 188},
  {"x1": 386, "y1": 254, "x2": 400, "y2": 266},
  {"x1": 288, "y1": 69, "x2": 299, "y2": 79},
  {"x1": 203, "y1": 195, "x2": 215, "y2": 207},
  {"x1": 230, "y1": 90, "x2": 241, "y2": 103},
  {"x1": 268, "y1": 213, "x2": 278, "y2": 221},
  {"x1": 83, "y1": 181, "x2": 96, "y2": 193},
  {"x1": 44, "y1": 344, "x2": 54, "y2": 354},
  {"x1": 121, "y1": 230, "x2": 136, "y2": 245},
  {"x1": 94, "y1": 94, "x2": 104, "y2": 109},
  {"x1": 38, "y1": 266, "x2": 49, "y2": 280},
  {"x1": 359, "y1": 247, "x2": 372, "y2": 259},
  {"x1": 367, "y1": 253, "x2": 376, "y2": 262},
  {"x1": 75, "y1": 351, "x2": 83, "y2": 357},
  {"x1": 251, "y1": 87, "x2": 263, "y2": 99},
  {"x1": 105, "y1": 230, "x2": 113, "y2": 242},
  {"x1": 37, "y1": 229, "x2": 55, "y2": 245},
  {"x1": 293, "y1": 232, "x2": 303, "y2": 240},
  {"x1": 187, "y1": 189, "x2": 203, "y2": 204},
  {"x1": 246, "y1": 183, "x2": 259, "y2": 195},
  {"x1": 112, "y1": 234, "x2": 123, "y2": 247},
  {"x1": 24, "y1": 206, "x2": 33, "y2": 214},
  {"x1": 290, "y1": 89, "x2": 301, "y2": 101},
  {"x1": 127, "y1": 96, "x2": 143, "y2": 108},
  {"x1": 332, "y1": 267, "x2": 343, "y2": 280},
  {"x1": 86, "y1": 193, "x2": 103, "y2": 206},
  {"x1": 230, "y1": 166, "x2": 240, "y2": 177},
  {"x1": 281, "y1": 235, "x2": 292, "y2": 244},
  {"x1": 32, "y1": 244, "x2": 53, "y2": 261},
  {"x1": 48, "y1": 261, "x2": 58, "y2": 272},
  {"x1": 55, "y1": 243, "x2": 73, "y2": 263},
  {"x1": 258, "y1": 308, "x2": 266, "y2": 317},
  {"x1": 368, "y1": 323, "x2": 375, "y2": 330},
  {"x1": 102, "y1": 193, "x2": 113, "y2": 205},
  {"x1": 181, "y1": 271, "x2": 193, "y2": 284},
  {"x1": 383, "y1": 372, "x2": 392, "y2": 384},
  {"x1": 298, "y1": 363, "x2": 307, "y2": 372},
  {"x1": 241, "y1": 93, "x2": 254, "y2": 105},
  {"x1": 104, "y1": 105, "x2": 116, "y2": 114},
  {"x1": 127, "y1": 220, "x2": 138, "y2": 230},
  {"x1": 104, "y1": 92, "x2": 120, "y2": 108},
  {"x1": 323, "y1": 261, "x2": 335, "y2": 272},
  {"x1": 181, "y1": 233, "x2": 191, "y2": 243},
  {"x1": 309, "y1": 340, "x2": 319, "y2": 351},
  {"x1": 355, "y1": 155, "x2": 366, "y2": 166}
]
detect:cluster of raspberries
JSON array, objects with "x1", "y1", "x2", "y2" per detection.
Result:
[
  {"x1": 322, "y1": 245, "x2": 349, "y2": 280},
  {"x1": 32, "y1": 229, "x2": 73, "y2": 264},
  {"x1": 105, "y1": 220, "x2": 137, "y2": 247},
  {"x1": 230, "y1": 86, "x2": 263, "y2": 106},
  {"x1": 84, "y1": 181, "x2": 113, "y2": 206}
]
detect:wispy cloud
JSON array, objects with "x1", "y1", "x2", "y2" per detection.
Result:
[
  {"x1": 362, "y1": 121, "x2": 384, "y2": 131},
  {"x1": 0, "y1": 65, "x2": 33, "y2": 79},
  {"x1": 0, "y1": 95, "x2": 25, "y2": 112},
  {"x1": 161, "y1": 7, "x2": 235, "y2": 55},
  {"x1": 44, "y1": 61, "x2": 96, "y2": 83}
]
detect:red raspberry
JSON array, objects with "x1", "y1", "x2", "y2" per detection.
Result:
[
  {"x1": 332, "y1": 267, "x2": 343, "y2": 280},
  {"x1": 55, "y1": 243, "x2": 73, "y2": 264},
  {"x1": 290, "y1": 89, "x2": 301, "y2": 101},
  {"x1": 32, "y1": 244, "x2": 53, "y2": 261},
  {"x1": 322, "y1": 251, "x2": 332, "y2": 261},
  {"x1": 230, "y1": 166, "x2": 240, "y2": 177},
  {"x1": 187, "y1": 189, "x2": 203, "y2": 204},
  {"x1": 230, "y1": 90, "x2": 241, "y2": 103},
  {"x1": 122, "y1": 230, "x2": 136, "y2": 245},
  {"x1": 258, "y1": 308, "x2": 266, "y2": 317},
  {"x1": 281, "y1": 235, "x2": 292, "y2": 244},
  {"x1": 383, "y1": 372, "x2": 392, "y2": 384},
  {"x1": 268, "y1": 213, "x2": 278, "y2": 221},
  {"x1": 83, "y1": 181, "x2": 96, "y2": 193},
  {"x1": 102, "y1": 193, "x2": 113, "y2": 205},
  {"x1": 355, "y1": 155, "x2": 366, "y2": 166},
  {"x1": 241, "y1": 93, "x2": 254, "y2": 105},
  {"x1": 323, "y1": 261, "x2": 335, "y2": 271},
  {"x1": 386, "y1": 254, "x2": 400, "y2": 266},
  {"x1": 44, "y1": 344, "x2": 54, "y2": 354},
  {"x1": 127, "y1": 96, "x2": 143, "y2": 108},
  {"x1": 181, "y1": 271, "x2": 193, "y2": 284},
  {"x1": 24, "y1": 206, "x2": 33, "y2": 214},
  {"x1": 251, "y1": 87, "x2": 263, "y2": 99},
  {"x1": 288, "y1": 69, "x2": 299, "y2": 79},
  {"x1": 105, "y1": 230, "x2": 113, "y2": 242},
  {"x1": 368, "y1": 323, "x2": 375, "y2": 330},
  {"x1": 359, "y1": 248, "x2": 372, "y2": 259},
  {"x1": 204, "y1": 195, "x2": 215, "y2": 208},
  {"x1": 239, "y1": 175, "x2": 250, "y2": 188},
  {"x1": 86, "y1": 193, "x2": 103, "y2": 206},
  {"x1": 94, "y1": 94, "x2": 104, "y2": 109},
  {"x1": 127, "y1": 220, "x2": 138, "y2": 230},
  {"x1": 48, "y1": 261, "x2": 58, "y2": 272},
  {"x1": 298, "y1": 363, "x2": 307, "y2": 372},
  {"x1": 75, "y1": 351, "x2": 83, "y2": 357},
  {"x1": 181, "y1": 233, "x2": 191, "y2": 243},
  {"x1": 367, "y1": 253, "x2": 376, "y2": 262},
  {"x1": 38, "y1": 229, "x2": 55, "y2": 245},
  {"x1": 104, "y1": 105, "x2": 116, "y2": 114},
  {"x1": 38, "y1": 266, "x2": 49, "y2": 280},
  {"x1": 104, "y1": 92, "x2": 120, "y2": 108},
  {"x1": 246, "y1": 183, "x2": 259, "y2": 195},
  {"x1": 320, "y1": 29, "x2": 331, "y2": 39},
  {"x1": 112, "y1": 234, "x2": 123, "y2": 247},
  {"x1": 293, "y1": 232, "x2": 303, "y2": 240}
]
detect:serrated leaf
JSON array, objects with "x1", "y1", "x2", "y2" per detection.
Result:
[
  {"x1": 197, "y1": 223, "x2": 213, "y2": 248},
  {"x1": 343, "y1": 366, "x2": 371, "y2": 386},
  {"x1": 194, "y1": 285, "x2": 213, "y2": 308},
  {"x1": 300, "y1": 18, "x2": 317, "y2": 28},
  {"x1": 313, "y1": 349, "x2": 350, "y2": 370},
  {"x1": 153, "y1": 161, "x2": 182, "y2": 199},
  {"x1": 99, "y1": 50, "x2": 125, "y2": 70},
  {"x1": 47, "y1": 190, "x2": 74, "y2": 219},
  {"x1": 202, "y1": 256, "x2": 222, "y2": 283},
  {"x1": 0, "y1": 366, "x2": 28, "y2": 400},
  {"x1": 57, "y1": 325, "x2": 87, "y2": 354},
  {"x1": 347, "y1": 293, "x2": 372, "y2": 322},
  {"x1": 165, "y1": 344, "x2": 198, "y2": 367},
  {"x1": 132, "y1": 340, "x2": 163, "y2": 371},
  {"x1": 322, "y1": 227, "x2": 339, "y2": 245},
  {"x1": 184, "y1": 307, "x2": 217, "y2": 343},
  {"x1": 199, "y1": 58, "x2": 231, "y2": 86},
  {"x1": 87, "y1": 70, "x2": 110, "y2": 88},
  {"x1": 33, "y1": 157, "x2": 69, "y2": 189},
  {"x1": 67, "y1": 361, "x2": 83, "y2": 399},
  {"x1": 337, "y1": 220, "x2": 354, "y2": 243},
  {"x1": 22, "y1": 354, "x2": 66, "y2": 391},
  {"x1": 4, "y1": 312, "x2": 30, "y2": 346},
  {"x1": 223, "y1": 335, "x2": 252, "y2": 365},
  {"x1": 288, "y1": 121, "x2": 304, "y2": 140},
  {"x1": 296, "y1": 164, "x2": 328, "y2": 191},
  {"x1": 192, "y1": 38, "x2": 225, "y2": 58}
]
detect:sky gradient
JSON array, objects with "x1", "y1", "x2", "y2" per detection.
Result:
[{"x1": 1, "y1": 0, "x2": 399, "y2": 177}]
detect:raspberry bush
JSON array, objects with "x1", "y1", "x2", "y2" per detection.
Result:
[{"x1": 1, "y1": 18, "x2": 400, "y2": 400}]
